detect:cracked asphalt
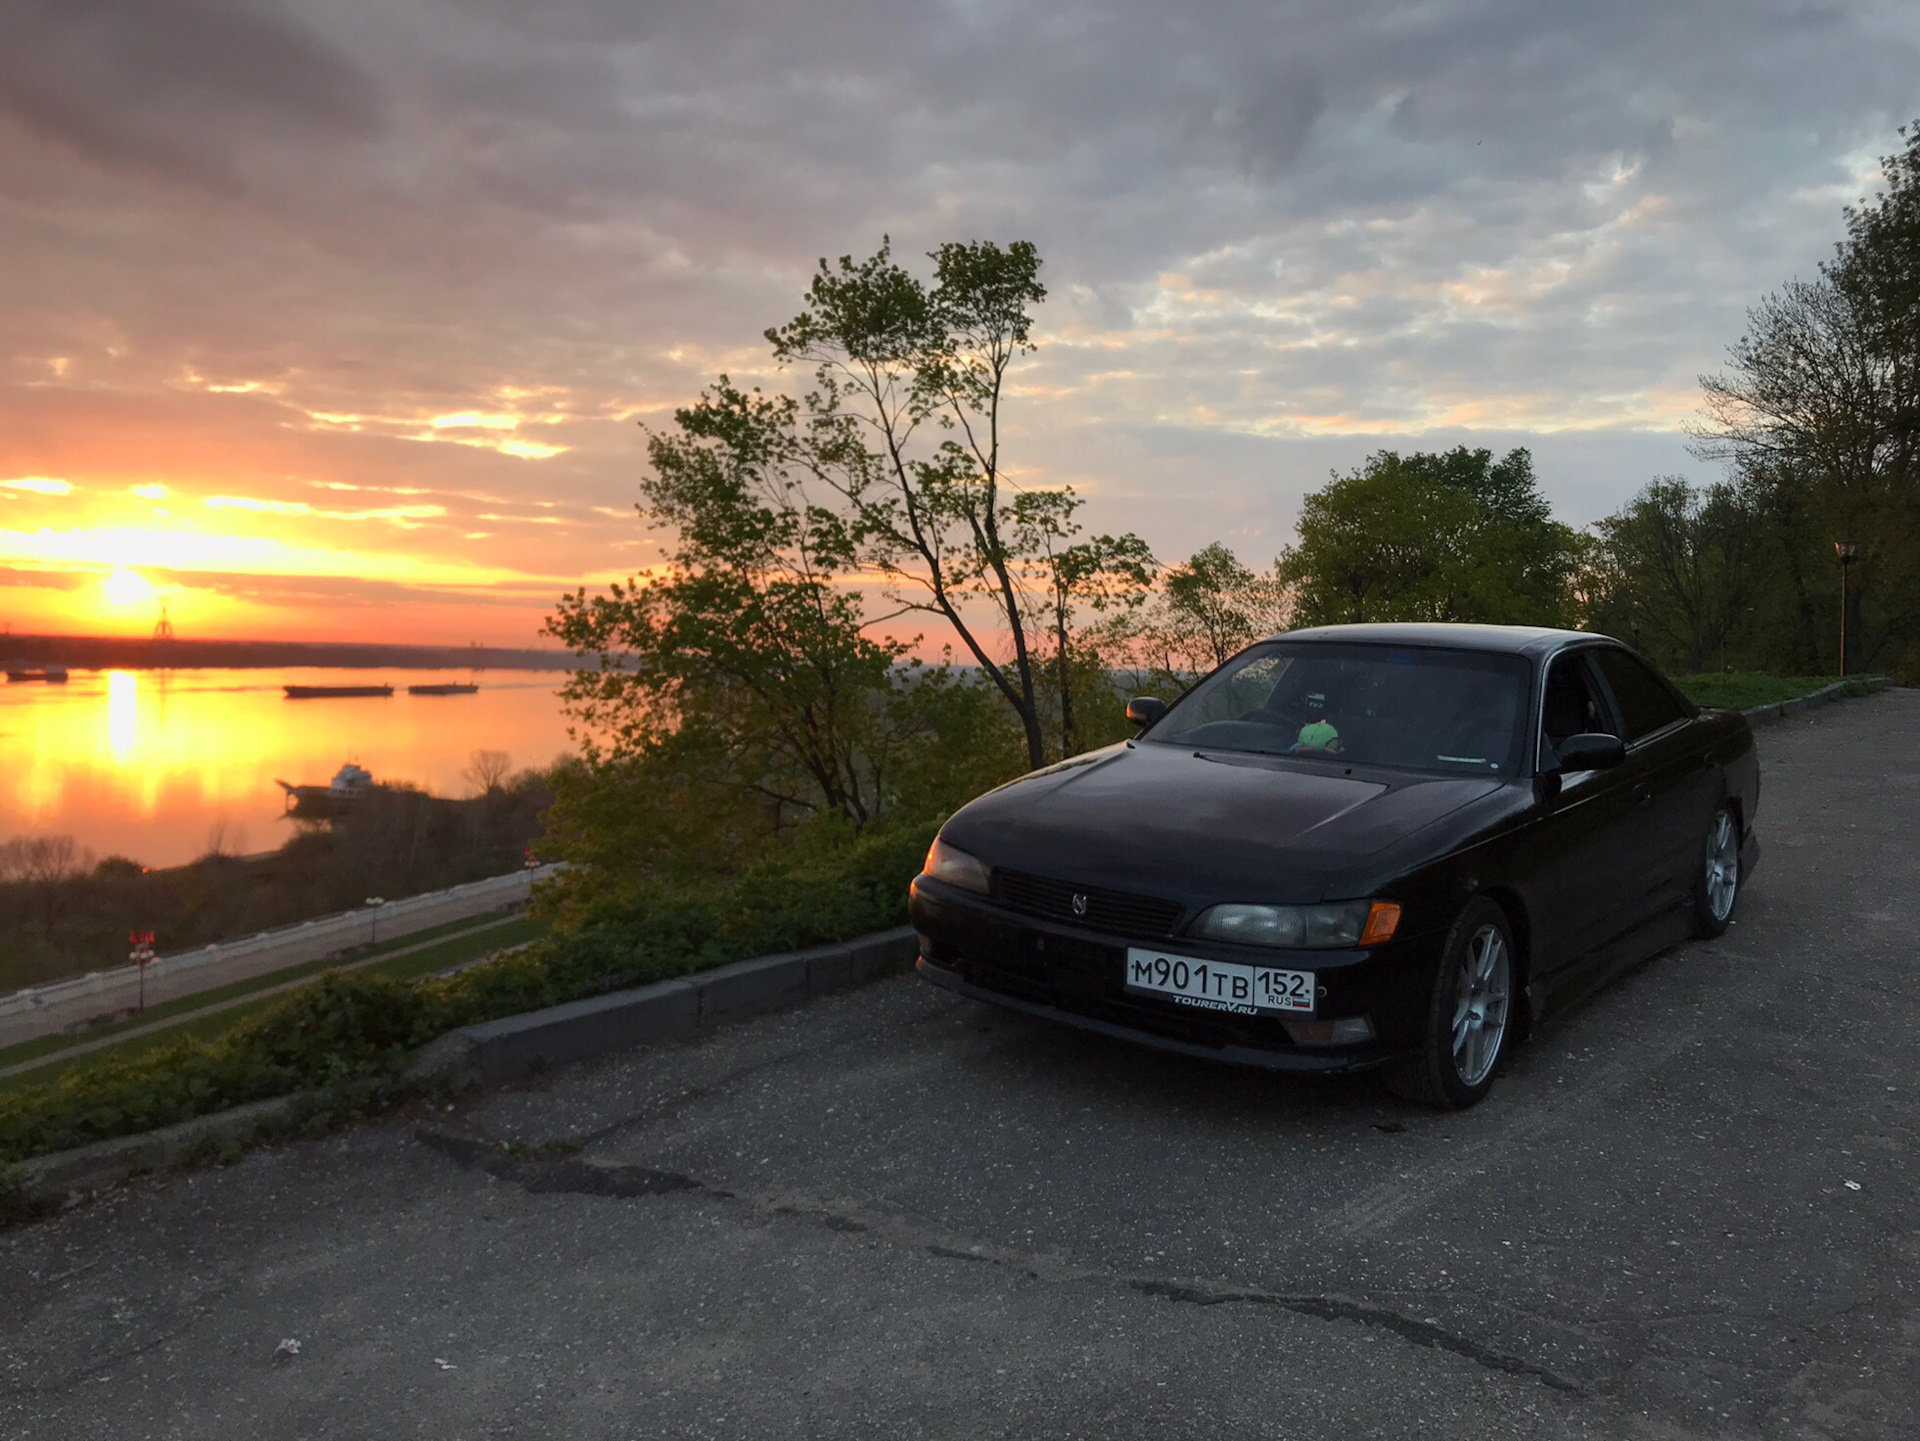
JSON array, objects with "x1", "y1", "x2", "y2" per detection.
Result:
[{"x1": 4, "y1": 689, "x2": 1918, "y2": 1440}]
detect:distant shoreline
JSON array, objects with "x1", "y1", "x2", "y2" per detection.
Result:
[{"x1": 0, "y1": 634, "x2": 583, "y2": 672}]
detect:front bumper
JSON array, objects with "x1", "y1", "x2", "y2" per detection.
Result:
[{"x1": 910, "y1": 876, "x2": 1440, "y2": 1075}]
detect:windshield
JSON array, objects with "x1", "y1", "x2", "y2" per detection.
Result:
[{"x1": 1144, "y1": 642, "x2": 1532, "y2": 777}]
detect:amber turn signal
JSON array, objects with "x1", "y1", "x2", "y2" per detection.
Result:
[{"x1": 1360, "y1": 901, "x2": 1402, "y2": 946}]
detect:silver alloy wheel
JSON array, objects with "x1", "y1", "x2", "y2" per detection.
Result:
[
  {"x1": 1706, "y1": 808, "x2": 1739, "y2": 922},
  {"x1": 1450, "y1": 923, "x2": 1511, "y2": 1087}
]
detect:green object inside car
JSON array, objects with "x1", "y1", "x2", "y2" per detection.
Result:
[{"x1": 1295, "y1": 719, "x2": 1341, "y2": 751}]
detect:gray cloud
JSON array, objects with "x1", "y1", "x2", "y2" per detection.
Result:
[
  {"x1": 145, "y1": 566, "x2": 557, "y2": 609},
  {"x1": 0, "y1": 0, "x2": 383, "y2": 190},
  {"x1": 0, "y1": 565, "x2": 86, "y2": 590},
  {"x1": 2, "y1": 0, "x2": 1917, "y2": 636}
]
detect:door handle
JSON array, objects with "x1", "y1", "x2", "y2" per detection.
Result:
[{"x1": 1633, "y1": 784, "x2": 1655, "y2": 809}]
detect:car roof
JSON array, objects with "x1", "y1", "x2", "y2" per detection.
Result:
[{"x1": 1260, "y1": 622, "x2": 1611, "y2": 659}]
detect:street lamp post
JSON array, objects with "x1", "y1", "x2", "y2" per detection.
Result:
[{"x1": 1835, "y1": 540, "x2": 1861, "y2": 678}]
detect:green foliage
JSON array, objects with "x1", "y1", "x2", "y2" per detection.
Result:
[
  {"x1": 1007, "y1": 487, "x2": 1157, "y2": 754},
  {"x1": 543, "y1": 237, "x2": 1157, "y2": 927},
  {"x1": 760, "y1": 237, "x2": 1154, "y2": 770},
  {"x1": 0, "y1": 773, "x2": 553, "y2": 994},
  {"x1": 1582, "y1": 477, "x2": 1766, "y2": 672},
  {"x1": 1105, "y1": 542, "x2": 1289, "y2": 692},
  {"x1": 536, "y1": 658, "x2": 1022, "y2": 913},
  {"x1": 879, "y1": 664, "x2": 1030, "y2": 822},
  {"x1": 1695, "y1": 120, "x2": 1920, "y2": 681},
  {"x1": 547, "y1": 372, "x2": 906, "y2": 835},
  {"x1": 1671, "y1": 673, "x2": 1847, "y2": 709},
  {"x1": 1278, "y1": 448, "x2": 1581, "y2": 628},
  {"x1": 0, "y1": 972, "x2": 432, "y2": 1164},
  {"x1": 0, "y1": 823, "x2": 935, "y2": 1169},
  {"x1": 549, "y1": 570, "x2": 906, "y2": 832}
]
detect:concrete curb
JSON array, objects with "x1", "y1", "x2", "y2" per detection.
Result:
[
  {"x1": 4, "y1": 926, "x2": 919, "y2": 1213},
  {"x1": 409, "y1": 927, "x2": 915, "y2": 1089},
  {"x1": 1741, "y1": 676, "x2": 1892, "y2": 727},
  {"x1": 6, "y1": 1094, "x2": 316, "y2": 1211}
]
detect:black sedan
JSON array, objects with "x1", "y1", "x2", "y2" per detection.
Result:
[{"x1": 909, "y1": 623, "x2": 1759, "y2": 1108}]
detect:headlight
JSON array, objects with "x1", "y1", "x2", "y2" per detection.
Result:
[
  {"x1": 922, "y1": 836, "x2": 992, "y2": 895},
  {"x1": 1190, "y1": 899, "x2": 1401, "y2": 949}
]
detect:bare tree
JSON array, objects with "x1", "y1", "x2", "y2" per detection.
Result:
[
  {"x1": 0, "y1": 833, "x2": 92, "y2": 884},
  {"x1": 1694, "y1": 278, "x2": 1899, "y2": 521},
  {"x1": 203, "y1": 817, "x2": 250, "y2": 859},
  {"x1": 0, "y1": 833, "x2": 97, "y2": 936},
  {"x1": 463, "y1": 749, "x2": 513, "y2": 796}
]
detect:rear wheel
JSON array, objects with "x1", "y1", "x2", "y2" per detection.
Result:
[
  {"x1": 1384, "y1": 897, "x2": 1515, "y2": 1110},
  {"x1": 1692, "y1": 802, "x2": 1741, "y2": 938}
]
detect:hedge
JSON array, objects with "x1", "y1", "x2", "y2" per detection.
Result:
[{"x1": 0, "y1": 821, "x2": 936, "y2": 1172}]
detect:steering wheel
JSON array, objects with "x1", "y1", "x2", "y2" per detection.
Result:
[{"x1": 1248, "y1": 700, "x2": 1310, "y2": 734}]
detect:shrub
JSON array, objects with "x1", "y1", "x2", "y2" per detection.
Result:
[{"x1": 0, "y1": 820, "x2": 937, "y2": 1170}]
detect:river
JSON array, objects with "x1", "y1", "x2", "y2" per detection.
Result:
[{"x1": 0, "y1": 668, "x2": 577, "y2": 868}]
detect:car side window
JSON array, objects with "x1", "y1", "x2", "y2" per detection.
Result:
[
  {"x1": 1592, "y1": 649, "x2": 1688, "y2": 743},
  {"x1": 1540, "y1": 653, "x2": 1615, "y2": 767}
]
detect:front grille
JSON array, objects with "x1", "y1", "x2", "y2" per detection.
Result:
[{"x1": 993, "y1": 870, "x2": 1186, "y2": 938}]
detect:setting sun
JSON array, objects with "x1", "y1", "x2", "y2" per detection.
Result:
[{"x1": 100, "y1": 567, "x2": 157, "y2": 608}]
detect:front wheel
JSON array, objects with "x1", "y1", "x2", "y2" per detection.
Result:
[
  {"x1": 1692, "y1": 802, "x2": 1741, "y2": 938},
  {"x1": 1383, "y1": 898, "x2": 1516, "y2": 1110}
]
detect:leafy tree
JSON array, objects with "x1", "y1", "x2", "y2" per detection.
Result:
[
  {"x1": 1277, "y1": 447, "x2": 1580, "y2": 627},
  {"x1": 764, "y1": 238, "x2": 1152, "y2": 769},
  {"x1": 1584, "y1": 478, "x2": 1765, "y2": 672},
  {"x1": 547, "y1": 380, "x2": 908, "y2": 840},
  {"x1": 1694, "y1": 121, "x2": 1920, "y2": 677},
  {"x1": 1105, "y1": 542, "x2": 1289, "y2": 692},
  {"x1": 1007, "y1": 488, "x2": 1156, "y2": 754}
]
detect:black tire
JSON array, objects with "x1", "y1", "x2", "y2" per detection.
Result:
[
  {"x1": 1383, "y1": 897, "x2": 1517, "y2": 1110},
  {"x1": 1692, "y1": 800, "x2": 1741, "y2": 938}
]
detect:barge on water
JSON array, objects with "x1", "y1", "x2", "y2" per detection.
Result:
[
  {"x1": 408, "y1": 682, "x2": 479, "y2": 695},
  {"x1": 6, "y1": 665, "x2": 68, "y2": 682},
  {"x1": 276, "y1": 762, "x2": 374, "y2": 815},
  {"x1": 284, "y1": 683, "x2": 393, "y2": 699}
]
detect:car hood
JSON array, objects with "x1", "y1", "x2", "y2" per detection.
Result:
[{"x1": 941, "y1": 741, "x2": 1506, "y2": 905}]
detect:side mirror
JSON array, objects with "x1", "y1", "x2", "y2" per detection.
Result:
[
  {"x1": 1126, "y1": 696, "x2": 1168, "y2": 728},
  {"x1": 1554, "y1": 732, "x2": 1625, "y2": 772}
]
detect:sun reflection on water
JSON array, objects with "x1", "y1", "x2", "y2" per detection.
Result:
[
  {"x1": 107, "y1": 670, "x2": 138, "y2": 764},
  {"x1": 2, "y1": 668, "x2": 572, "y2": 867}
]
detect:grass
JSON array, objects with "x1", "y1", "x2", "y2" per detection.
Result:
[
  {"x1": 0, "y1": 822, "x2": 931, "y2": 1178},
  {"x1": 1674, "y1": 673, "x2": 1847, "y2": 709},
  {"x1": 361, "y1": 913, "x2": 546, "y2": 982},
  {"x1": 0, "y1": 911, "x2": 547, "y2": 1090}
]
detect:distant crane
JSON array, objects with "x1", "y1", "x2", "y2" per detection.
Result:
[{"x1": 153, "y1": 601, "x2": 175, "y2": 641}]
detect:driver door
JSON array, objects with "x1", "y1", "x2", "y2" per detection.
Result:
[{"x1": 1529, "y1": 649, "x2": 1643, "y2": 982}]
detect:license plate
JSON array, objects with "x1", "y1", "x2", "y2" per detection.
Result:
[{"x1": 1124, "y1": 947, "x2": 1315, "y2": 1016}]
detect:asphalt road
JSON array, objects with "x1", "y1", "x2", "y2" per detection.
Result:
[{"x1": 4, "y1": 691, "x2": 1917, "y2": 1440}]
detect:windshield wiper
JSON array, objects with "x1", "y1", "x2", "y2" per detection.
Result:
[{"x1": 1191, "y1": 745, "x2": 1344, "y2": 763}]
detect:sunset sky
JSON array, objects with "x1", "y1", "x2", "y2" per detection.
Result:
[{"x1": 3, "y1": 0, "x2": 1916, "y2": 647}]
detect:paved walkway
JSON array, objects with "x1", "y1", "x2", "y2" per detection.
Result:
[{"x1": 2, "y1": 690, "x2": 1916, "y2": 1439}]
